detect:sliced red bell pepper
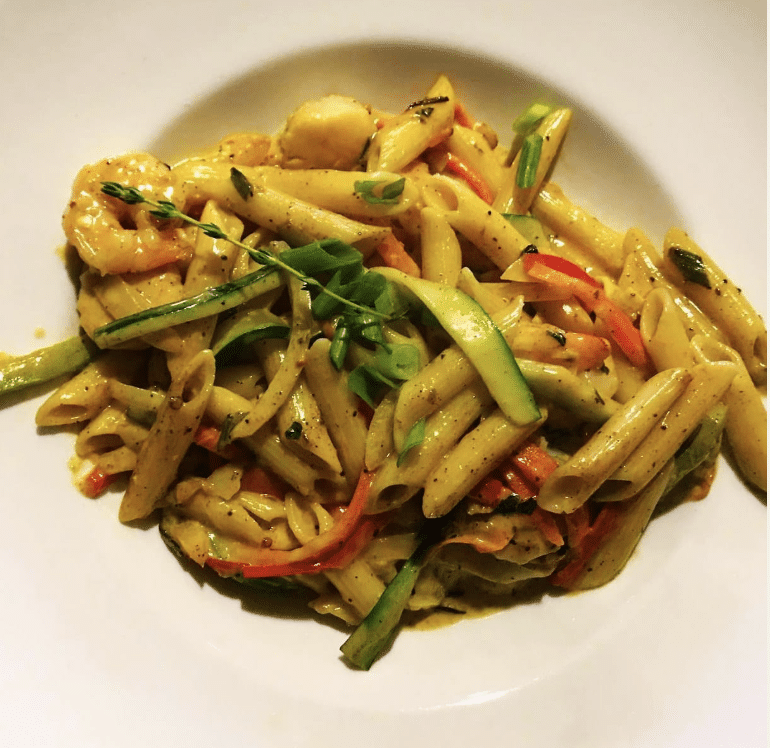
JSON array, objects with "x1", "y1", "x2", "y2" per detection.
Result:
[
  {"x1": 240, "y1": 466, "x2": 289, "y2": 499},
  {"x1": 194, "y1": 423, "x2": 248, "y2": 461},
  {"x1": 550, "y1": 503, "x2": 624, "y2": 588},
  {"x1": 509, "y1": 440, "x2": 560, "y2": 488},
  {"x1": 81, "y1": 465, "x2": 119, "y2": 498},
  {"x1": 444, "y1": 152, "x2": 494, "y2": 204},
  {"x1": 453, "y1": 102, "x2": 475, "y2": 128},
  {"x1": 531, "y1": 507, "x2": 565, "y2": 547},
  {"x1": 205, "y1": 470, "x2": 380, "y2": 578},
  {"x1": 522, "y1": 253, "x2": 650, "y2": 369}
]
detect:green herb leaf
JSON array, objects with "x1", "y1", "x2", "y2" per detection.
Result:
[
  {"x1": 669, "y1": 247, "x2": 712, "y2": 289},
  {"x1": 516, "y1": 133, "x2": 543, "y2": 189},
  {"x1": 373, "y1": 343, "x2": 419, "y2": 381},
  {"x1": 101, "y1": 181, "x2": 145, "y2": 204},
  {"x1": 230, "y1": 166, "x2": 254, "y2": 200},
  {"x1": 280, "y1": 238, "x2": 363, "y2": 278},
  {"x1": 348, "y1": 365, "x2": 398, "y2": 407},
  {"x1": 354, "y1": 178, "x2": 406, "y2": 205},
  {"x1": 397, "y1": 417, "x2": 426, "y2": 466}
]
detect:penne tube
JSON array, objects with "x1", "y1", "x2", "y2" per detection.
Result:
[
  {"x1": 241, "y1": 425, "x2": 333, "y2": 497},
  {"x1": 601, "y1": 360, "x2": 738, "y2": 500},
  {"x1": 661, "y1": 228, "x2": 767, "y2": 385},
  {"x1": 446, "y1": 124, "x2": 505, "y2": 195},
  {"x1": 74, "y1": 404, "x2": 150, "y2": 460},
  {"x1": 691, "y1": 336, "x2": 766, "y2": 491},
  {"x1": 172, "y1": 161, "x2": 390, "y2": 254},
  {"x1": 324, "y1": 558, "x2": 386, "y2": 619},
  {"x1": 569, "y1": 462, "x2": 674, "y2": 590},
  {"x1": 639, "y1": 287, "x2": 697, "y2": 371},
  {"x1": 370, "y1": 380, "x2": 495, "y2": 514},
  {"x1": 303, "y1": 338, "x2": 368, "y2": 487},
  {"x1": 119, "y1": 349, "x2": 216, "y2": 522},
  {"x1": 365, "y1": 390, "x2": 397, "y2": 472},
  {"x1": 422, "y1": 174, "x2": 532, "y2": 269},
  {"x1": 536, "y1": 368, "x2": 691, "y2": 513},
  {"x1": 494, "y1": 107, "x2": 573, "y2": 215},
  {"x1": 422, "y1": 407, "x2": 546, "y2": 518},
  {"x1": 620, "y1": 228, "x2": 727, "y2": 342},
  {"x1": 35, "y1": 352, "x2": 142, "y2": 427},
  {"x1": 256, "y1": 167, "x2": 419, "y2": 219},
  {"x1": 517, "y1": 359, "x2": 620, "y2": 423},
  {"x1": 532, "y1": 182, "x2": 625, "y2": 275},
  {"x1": 229, "y1": 274, "x2": 312, "y2": 440},
  {"x1": 166, "y1": 201, "x2": 244, "y2": 378},
  {"x1": 366, "y1": 74, "x2": 456, "y2": 172},
  {"x1": 420, "y1": 206, "x2": 462, "y2": 286}
]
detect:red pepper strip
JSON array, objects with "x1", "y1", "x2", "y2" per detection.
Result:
[
  {"x1": 550, "y1": 503, "x2": 623, "y2": 588},
  {"x1": 240, "y1": 466, "x2": 290, "y2": 499},
  {"x1": 194, "y1": 424, "x2": 248, "y2": 461},
  {"x1": 531, "y1": 507, "x2": 564, "y2": 547},
  {"x1": 376, "y1": 233, "x2": 421, "y2": 277},
  {"x1": 500, "y1": 462, "x2": 537, "y2": 500},
  {"x1": 522, "y1": 253, "x2": 650, "y2": 369},
  {"x1": 510, "y1": 440, "x2": 560, "y2": 488},
  {"x1": 453, "y1": 102, "x2": 475, "y2": 128},
  {"x1": 444, "y1": 152, "x2": 495, "y2": 204},
  {"x1": 470, "y1": 474, "x2": 511, "y2": 506},
  {"x1": 206, "y1": 470, "x2": 377, "y2": 578},
  {"x1": 81, "y1": 466, "x2": 119, "y2": 498}
]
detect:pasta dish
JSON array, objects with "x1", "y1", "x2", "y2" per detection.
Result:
[{"x1": 1, "y1": 76, "x2": 765, "y2": 669}]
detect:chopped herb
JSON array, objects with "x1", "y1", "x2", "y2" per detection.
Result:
[
  {"x1": 219, "y1": 411, "x2": 247, "y2": 447},
  {"x1": 230, "y1": 167, "x2": 254, "y2": 200},
  {"x1": 354, "y1": 178, "x2": 406, "y2": 205},
  {"x1": 669, "y1": 247, "x2": 711, "y2": 289},
  {"x1": 497, "y1": 496, "x2": 537, "y2": 515},
  {"x1": 397, "y1": 417, "x2": 426, "y2": 466},
  {"x1": 547, "y1": 330, "x2": 567, "y2": 346},
  {"x1": 406, "y1": 95, "x2": 450, "y2": 110},
  {"x1": 284, "y1": 422, "x2": 303, "y2": 440}
]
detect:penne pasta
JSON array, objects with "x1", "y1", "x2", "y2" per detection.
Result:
[{"x1": 9, "y1": 75, "x2": 763, "y2": 669}]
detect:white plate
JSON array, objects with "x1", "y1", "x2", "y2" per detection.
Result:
[{"x1": 0, "y1": 2, "x2": 765, "y2": 746}]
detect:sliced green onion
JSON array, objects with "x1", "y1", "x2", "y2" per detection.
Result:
[
  {"x1": 516, "y1": 133, "x2": 544, "y2": 189},
  {"x1": 512, "y1": 102, "x2": 553, "y2": 136}
]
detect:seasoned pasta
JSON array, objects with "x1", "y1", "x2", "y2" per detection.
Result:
[{"x1": 1, "y1": 76, "x2": 765, "y2": 670}]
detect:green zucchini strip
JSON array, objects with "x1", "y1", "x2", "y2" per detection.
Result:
[
  {"x1": 93, "y1": 266, "x2": 282, "y2": 348},
  {"x1": 0, "y1": 333, "x2": 98, "y2": 397}
]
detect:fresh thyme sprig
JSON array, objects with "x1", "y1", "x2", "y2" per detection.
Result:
[{"x1": 100, "y1": 180, "x2": 390, "y2": 321}]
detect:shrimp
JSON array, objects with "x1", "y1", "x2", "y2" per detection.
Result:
[{"x1": 63, "y1": 154, "x2": 193, "y2": 275}]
